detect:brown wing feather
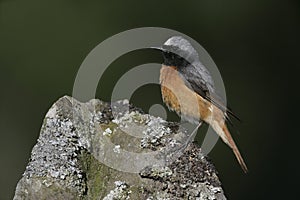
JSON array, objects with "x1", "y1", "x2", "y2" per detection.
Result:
[{"x1": 178, "y1": 63, "x2": 241, "y2": 122}]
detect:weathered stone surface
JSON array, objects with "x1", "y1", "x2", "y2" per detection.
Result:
[{"x1": 13, "y1": 96, "x2": 226, "y2": 200}]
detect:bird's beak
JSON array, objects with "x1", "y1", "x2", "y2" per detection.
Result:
[{"x1": 149, "y1": 46, "x2": 165, "y2": 52}]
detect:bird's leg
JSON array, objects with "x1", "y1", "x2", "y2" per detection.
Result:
[
  {"x1": 179, "y1": 121, "x2": 189, "y2": 125},
  {"x1": 173, "y1": 121, "x2": 203, "y2": 153},
  {"x1": 185, "y1": 121, "x2": 203, "y2": 144}
]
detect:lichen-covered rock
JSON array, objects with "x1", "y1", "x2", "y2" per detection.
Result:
[
  {"x1": 140, "y1": 143, "x2": 225, "y2": 199},
  {"x1": 13, "y1": 96, "x2": 226, "y2": 200}
]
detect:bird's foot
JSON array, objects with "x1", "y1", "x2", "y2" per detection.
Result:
[{"x1": 171, "y1": 121, "x2": 203, "y2": 153}]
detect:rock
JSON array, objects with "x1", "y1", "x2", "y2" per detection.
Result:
[{"x1": 13, "y1": 96, "x2": 226, "y2": 200}]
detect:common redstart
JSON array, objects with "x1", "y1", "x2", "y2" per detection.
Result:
[{"x1": 153, "y1": 36, "x2": 248, "y2": 172}]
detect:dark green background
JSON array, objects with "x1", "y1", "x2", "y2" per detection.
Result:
[{"x1": 0, "y1": 0, "x2": 298, "y2": 199}]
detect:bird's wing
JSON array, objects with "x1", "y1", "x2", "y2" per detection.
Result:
[{"x1": 178, "y1": 63, "x2": 240, "y2": 121}]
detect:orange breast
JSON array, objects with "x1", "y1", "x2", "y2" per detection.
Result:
[{"x1": 160, "y1": 65, "x2": 219, "y2": 124}]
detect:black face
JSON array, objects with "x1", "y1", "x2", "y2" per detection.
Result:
[{"x1": 162, "y1": 51, "x2": 190, "y2": 68}]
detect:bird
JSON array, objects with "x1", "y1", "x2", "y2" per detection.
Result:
[{"x1": 152, "y1": 36, "x2": 248, "y2": 173}]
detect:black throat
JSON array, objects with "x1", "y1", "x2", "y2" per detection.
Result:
[{"x1": 162, "y1": 51, "x2": 190, "y2": 68}]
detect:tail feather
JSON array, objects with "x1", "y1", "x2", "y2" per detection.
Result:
[
  {"x1": 232, "y1": 144, "x2": 248, "y2": 173},
  {"x1": 222, "y1": 124, "x2": 248, "y2": 173},
  {"x1": 211, "y1": 120, "x2": 248, "y2": 173}
]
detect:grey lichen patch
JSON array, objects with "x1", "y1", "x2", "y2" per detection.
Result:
[
  {"x1": 103, "y1": 127, "x2": 113, "y2": 136},
  {"x1": 140, "y1": 115, "x2": 177, "y2": 151},
  {"x1": 111, "y1": 103, "x2": 185, "y2": 153},
  {"x1": 14, "y1": 96, "x2": 226, "y2": 200},
  {"x1": 139, "y1": 143, "x2": 226, "y2": 200},
  {"x1": 140, "y1": 165, "x2": 173, "y2": 180},
  {"x1": 19, "y1": 97, "x2": 87, "y2": 198},
  {"x1": 103, "y1": 181, "x2": 131, "y2": 200}
]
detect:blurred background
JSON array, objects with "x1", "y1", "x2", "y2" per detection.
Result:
[{"x1": 0, "y1": 0, "x2": 298, "y2": 199}]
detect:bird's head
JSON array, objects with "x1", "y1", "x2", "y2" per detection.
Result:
[{"x1": 152, "y1": 36, "x2": 199, "y2": 68}]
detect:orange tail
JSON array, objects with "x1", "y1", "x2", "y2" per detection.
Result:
[{"x1": 212, "y1": 120, "x2": 248, "y2": 173}]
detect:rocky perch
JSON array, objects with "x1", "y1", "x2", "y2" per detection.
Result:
[{"x1": 13, "y1": 96, "x2": 226, "y2": 200}]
